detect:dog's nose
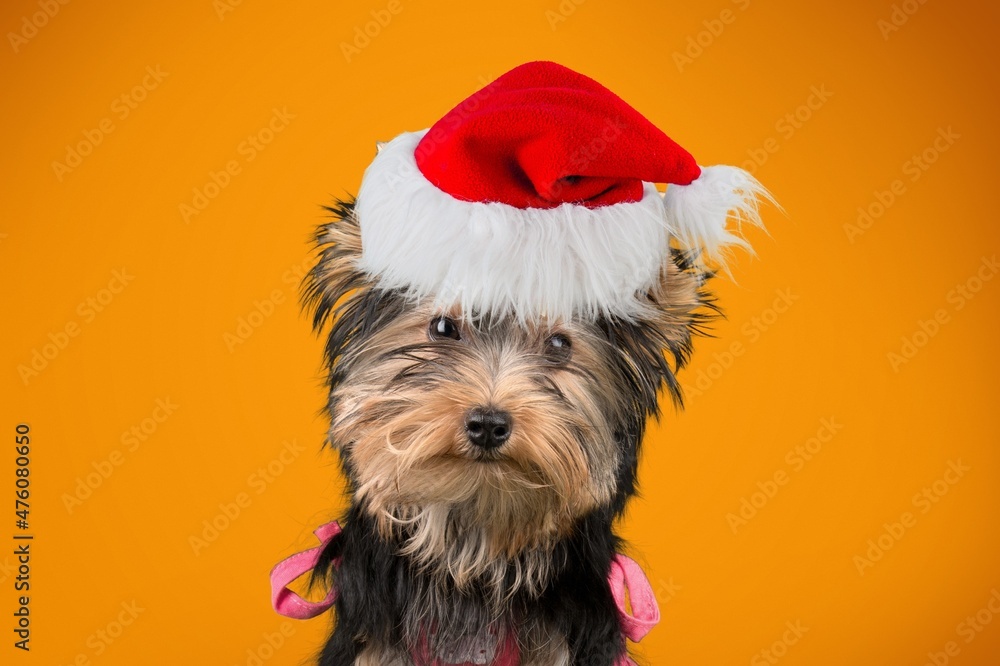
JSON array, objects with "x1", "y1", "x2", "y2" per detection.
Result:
[{"x1": 465, "y1": 408, "x2": 513, "y2": 450}]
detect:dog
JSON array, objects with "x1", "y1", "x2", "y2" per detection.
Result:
[
  {"x1": 270, "y1": 61, "x2": 772, "y2": 666},
  {"x1": 299, "y1": 201, "x2": 711, "y2": 665}
]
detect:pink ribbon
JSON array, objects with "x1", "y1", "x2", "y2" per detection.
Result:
[
  {"x1": 269, "y1": 521, "x2": 342, "y2": 619},
  {"x1": 608, "y1": 553, "x2": 661, "y2": 643},
  {"x1": 271, "y1": 521, "x2": 659, "y2": 664}
]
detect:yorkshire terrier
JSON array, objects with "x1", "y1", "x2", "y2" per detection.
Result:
[
  {"x1": 300, "y1": 201, "x2": 711, "y2": 665},
  {"x1": 273, "y1": 60, "x2": 772, "y2": 666}
]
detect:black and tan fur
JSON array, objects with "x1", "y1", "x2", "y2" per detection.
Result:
[{"x1": 303, "y1": 198, "x2": 714, "y2": 665}]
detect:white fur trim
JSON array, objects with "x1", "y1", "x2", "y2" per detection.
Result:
[
  {"x1": 355, "y1": 130, "x2": 671, "y2": 322},
  {"x1": 663, "y1": 165, "x2": 775, "y2": 268}
]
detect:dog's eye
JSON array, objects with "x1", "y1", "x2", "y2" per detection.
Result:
[
  {"x1": 429, "y1": 317, "x2": 461, "y2": 341},
  {"x1": 544, "y1": 334, "x2": 572, "y2": 364}
]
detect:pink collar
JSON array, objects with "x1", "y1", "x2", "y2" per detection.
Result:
[{"x1": 270, "y1": 522, "x2": 657, "y2": 666}]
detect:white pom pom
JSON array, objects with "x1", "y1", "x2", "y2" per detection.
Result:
[{"x1": 662, "y1": 165, "x2": 778, "y2": 269}]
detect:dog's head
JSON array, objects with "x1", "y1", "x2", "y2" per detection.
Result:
[{"x1": 304, "y1": 198, "x2": 713, "y2": 593}]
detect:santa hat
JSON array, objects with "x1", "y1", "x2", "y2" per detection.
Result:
[{"x1": 355, "y1": 61, "x2": 773, "y2": 322}]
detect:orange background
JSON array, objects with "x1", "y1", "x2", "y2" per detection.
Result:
[{"x1": 2, "y1": 0, "x2": 999, "y2": 664}]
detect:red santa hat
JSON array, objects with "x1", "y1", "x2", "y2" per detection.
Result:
[{"x1": 355, "y1": 61, "x2": 774, "y2": 322}]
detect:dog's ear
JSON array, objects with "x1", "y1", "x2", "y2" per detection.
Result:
[
  {"x1": 304, "y1": 199, "x2": 366, "y2": 329},
  {"x1": 619, "y1": 249, "x2": 717, "y2": 411},
  {"x1": 646, "y1": 249, "x2": 716, "y2": 358},
  {"x1": 302, "y1": 198, "x2": 372, "y2": 372}
]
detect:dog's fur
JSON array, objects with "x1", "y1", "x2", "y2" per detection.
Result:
[{"x1": 304, "y1": 199, "x2": 715, "y2": 665}]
